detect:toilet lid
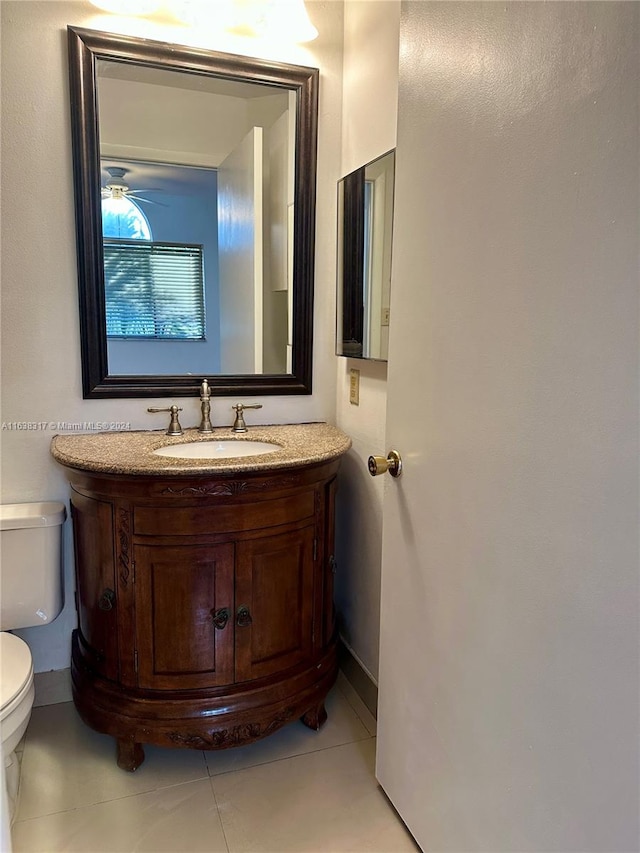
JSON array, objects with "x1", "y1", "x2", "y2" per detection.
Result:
[{"x1": 0, "y1": 633, "x2": 33, "y2": 712}]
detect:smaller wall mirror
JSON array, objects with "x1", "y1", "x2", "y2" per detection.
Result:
[{"x1": 336, "y1": 150, "x2": 395, "y2": 361}]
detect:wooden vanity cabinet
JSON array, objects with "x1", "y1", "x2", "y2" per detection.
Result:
[{"x1": 67, "y1": 460, "x2": 340, "y2": 771}]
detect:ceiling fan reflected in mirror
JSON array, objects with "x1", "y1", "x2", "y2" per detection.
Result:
[{"x1": 101, "y1": 166, "x2": 167, "y2": 207}]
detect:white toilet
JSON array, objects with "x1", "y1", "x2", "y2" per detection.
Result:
[{"x1": 0, "y1": 501, "x2": 66, "y2": 822}]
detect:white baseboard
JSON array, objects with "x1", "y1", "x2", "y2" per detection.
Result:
[
  {"x1": 338, "y1": 638, "x2": 378, "y2": 719},
  {"x1": 33, "y1": 668, "x2": 72, "y2": 707}
]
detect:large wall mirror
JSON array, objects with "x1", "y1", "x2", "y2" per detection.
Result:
[
  {"x1": 336, "y1": 150, "x2": 395, "y2": 361},
  {"x1": 68, "y1": 27, "x2": 318, "y2": 398}
]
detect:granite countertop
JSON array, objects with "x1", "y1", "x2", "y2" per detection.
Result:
[{"x1": 50, "y1": 423, "x2": 351, "y2": 476}]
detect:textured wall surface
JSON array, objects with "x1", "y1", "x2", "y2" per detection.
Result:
[
  {"x1": 334, "y1": 0, "x2": 400, "y2": 681},
  {"x1": 1, "y1": 0, "x2": 344, "y2": 671}
]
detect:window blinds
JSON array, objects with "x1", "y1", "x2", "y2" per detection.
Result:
[{"x1": 104, "y1": 240, "x2": 205, "y2": 339}]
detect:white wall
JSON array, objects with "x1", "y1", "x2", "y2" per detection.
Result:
[
  {"x1": 0, "y1": 0, "x2": 344, "y2": 672},
  {"x1": 98, "y1": 77, "x2": 252, "y2": 167},
  {"x1": 334, "y1": 0, "x2": 399, "y2": 680}
]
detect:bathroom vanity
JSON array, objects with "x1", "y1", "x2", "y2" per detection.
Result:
[{"x1": 51, "y1": 424, "x2": 350, "y2": 771}]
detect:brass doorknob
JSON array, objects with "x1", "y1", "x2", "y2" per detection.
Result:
[{"x1": 367, "y1": 450, "x2": 402, "y2": 478}]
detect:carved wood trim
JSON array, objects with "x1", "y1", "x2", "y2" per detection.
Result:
[
  {"x1": 117, "y1": 507, "x2": 131, "y2": 588},
  {"x1": 166, "y1": 707, "x2": 296, "y2": 749},
  {"x1": 301, "y1": 702, "x2": 328, "y2": 731},
  {"x1": 158, "y1": 474, "x2": 302, "y2": 497},
  {"x1": 115, "y1": 504, "x2": 137, "y2": 686}
]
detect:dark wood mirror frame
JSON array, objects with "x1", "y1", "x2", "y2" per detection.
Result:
[
  {"x1": 68, "y1": 26, "x2": 318, "y2": 399},
  {"x1": 336, "y1": 150, "x2": 395, "y2": 362}
]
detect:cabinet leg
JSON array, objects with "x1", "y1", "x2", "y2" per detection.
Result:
[
  {"x1": 301, "y1": 702, "x2": 328, "y2": 731},
  {"x1": 116, "y1": 738, "x2": 145, "y2": 772}
]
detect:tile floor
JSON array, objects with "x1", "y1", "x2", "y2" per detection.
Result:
[{"x1": 11, "y1": 674, "x2": 419, "y2": 853}]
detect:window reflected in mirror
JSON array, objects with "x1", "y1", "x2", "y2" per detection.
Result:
[
  {"x1": 336, "y1": 150, "x2": 395, "y2": 362},
  {"x1": 101, "y1": 159, "x2": 213, "y2": 373}
]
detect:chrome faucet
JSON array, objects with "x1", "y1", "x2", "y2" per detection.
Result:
[
  {"x1": 231, "y1": 403, "x2": 263, "y2": 433},
  {"x1": 198, "y1": 379, "x2": 214, "y2": 433}
]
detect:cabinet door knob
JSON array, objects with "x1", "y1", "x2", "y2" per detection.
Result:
[
  {"x1": 236, "y1": 606, "x2": 253, "y2": 627},
  {"x1": 211, "y1": 608, "x2": 230, "y2": 630},
  {"x1": 98, "y1": 588, "x2": 116, "y2": 611}
]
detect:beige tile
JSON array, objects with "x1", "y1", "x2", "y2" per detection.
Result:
[
  {"x1": 205, "y1": 683, "x2": 370, "y2": 778},
  {"x1": 336, "y1": 671, "x2": 377, "y2": 736},
  {"x1": 212, "y1": 738, "x2": 418, "y2": 853},
  {"x1": 12, "y1": 778, "x2": 228, "y2": 853},
  {"x1": 18, "y1": 702, "x2": 208, "y2": 820}
]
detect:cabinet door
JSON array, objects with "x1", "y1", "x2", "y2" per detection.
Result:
[
  {"x1": 235, "y1": 525, "x2": 315, "y2": 682},
  {"x1": 135, "y1": 543, "x2": 234, "y2": 690},
  {"x1": 71, "y1": 491, "x2": 119, "y2": 681}
]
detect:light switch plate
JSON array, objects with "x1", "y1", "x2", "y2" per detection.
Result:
[{"x1": 349, "y1": 368, "x2": 360, "y2": 405}]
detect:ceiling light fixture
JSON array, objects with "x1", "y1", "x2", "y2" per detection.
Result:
[
  {"x1": 257, "y1": 0, "x2": 318, "y2": 43},
  {"x1": 168, "y1": 0, "x2": 236, "y2": 30},
  {"x1": 89, "y1": 0, "x2": 162, "y2": 14},
  {"x1": 89, "y1": 0, "x2": 318, "y2": 43},
  {"x1": 218, "y1": 0, "x2": 317, "y2": 42}
]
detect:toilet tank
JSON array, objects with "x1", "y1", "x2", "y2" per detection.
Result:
[{"x1": 0, "y1": 502, "x2": 66, "y2": 630}]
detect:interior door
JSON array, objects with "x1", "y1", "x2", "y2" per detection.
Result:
[
  {"x1": 375, "y1": 3, "x2": 638, "y2": 852},
  {"x1": 217, "y1": 127, "x2": 264, "y2": 373}
]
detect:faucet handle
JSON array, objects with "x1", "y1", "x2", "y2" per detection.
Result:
[
  {"x1": 147, "y1": 405, "x2": 183, "y2": 436},
  {"x1": 231, "y1": 403, "x2": 262, "y2": 433}
]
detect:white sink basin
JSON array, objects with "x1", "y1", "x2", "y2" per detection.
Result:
[{"x1": 153, "y1": 440, "x2": 281, "y2": 460}]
